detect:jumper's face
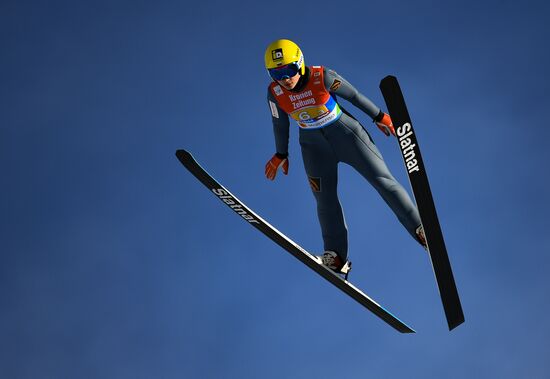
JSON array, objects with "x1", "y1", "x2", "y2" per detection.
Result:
[{"x1": 277, "y1": 72, "x2": 301, "y2": 90}]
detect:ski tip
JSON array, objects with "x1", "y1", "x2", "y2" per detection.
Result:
[
  {"x1": 380, "y1": 75, "x2": 398, "y2": 87},
  {"x1": 175, "y1": 149, "x2": 193, "y2": 162}
]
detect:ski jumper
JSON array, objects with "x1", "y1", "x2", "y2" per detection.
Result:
[{"x1": 267, "y1": 66, "x2": 421, "y2": 261}]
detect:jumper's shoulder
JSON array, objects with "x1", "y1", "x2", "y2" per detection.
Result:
[
  {"x1": 323, "y1": 66, "x2": 344, "y2": 91},
  {"x1": 267, "y1": 84, "x2": 278, "y2": 101},
  {"x1": 323, "y1": 66, "x2": 338, "y2": 78}
]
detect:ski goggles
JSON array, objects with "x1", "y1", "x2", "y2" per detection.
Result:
[{"x1": 268, "y1": 63, "x2": 301, "y2": 81}]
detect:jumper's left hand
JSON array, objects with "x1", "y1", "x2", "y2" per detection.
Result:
[{"x1": 375, "y1": 113, "x2": 396, "y2": 137}]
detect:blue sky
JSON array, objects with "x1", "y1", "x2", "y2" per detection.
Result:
[{"x1": 2, "y1": 0, "x2": 550, "y2": 378}]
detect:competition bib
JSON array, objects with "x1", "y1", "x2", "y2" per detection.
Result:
[{"x1": 269, "y1": 66, "x2": 342, "y2": 129}]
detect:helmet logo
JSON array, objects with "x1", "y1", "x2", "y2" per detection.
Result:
[{"x1": 272, "y1": 48, "x2": 284, "y2": 61}]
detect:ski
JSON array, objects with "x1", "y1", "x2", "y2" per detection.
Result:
[
  {"x1": 175, "y1": 149, "x2": 415, "y2": 333},
  {"x1": 379, "y1": 75, "x2": 465, "y2": 330}
]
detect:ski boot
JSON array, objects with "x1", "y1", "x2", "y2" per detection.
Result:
[
  {"x1": 416, "y1": 225, "x2": 428, "y2": 251},
  {"x1": 317, "y1": 250, "x2": 352, "y2": 280}
]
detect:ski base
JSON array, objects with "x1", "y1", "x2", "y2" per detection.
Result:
[
  {"x1": 380, "y1": 75, "x2": 465, "y2": 330},
  {"x1": 176, "y1": 149, "x2": 415, "y2": 333}
]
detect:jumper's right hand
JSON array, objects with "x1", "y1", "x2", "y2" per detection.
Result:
[{"x1": 265, "y1": 153, "x2": 289, "y2": 180}]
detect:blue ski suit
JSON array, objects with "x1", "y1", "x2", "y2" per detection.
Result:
[{"x1": 267, "y1": 66, "x2": 421, "y2": 261}]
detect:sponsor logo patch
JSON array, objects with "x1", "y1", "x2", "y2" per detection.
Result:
[
  {"x1": 273, "y1": 85, "x2": 283, "y2": 96},
  {"x1": 329, "y1": 79, "x2": 342, "y2": 92},
  {"x1": 272, "y1": 48, "x2": 284, "y2": 61},
  {"x1": 308, "y1": 177, "x2": 321, "y2": 192},
  {"x1": 269, "y1": 100, "x2": 279, "y2": 118}
]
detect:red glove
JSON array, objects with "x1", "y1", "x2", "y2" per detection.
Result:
[
  {"x1": 375, "y1": 112, "x2": 396, "y2": 136},
  {"x1": 265, "y1": 154, "x2": 289, "y2": 180}
]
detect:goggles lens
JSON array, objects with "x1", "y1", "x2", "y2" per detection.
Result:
[{"x1": 268, "y1": 63, "x2": 300, "y2": 80}]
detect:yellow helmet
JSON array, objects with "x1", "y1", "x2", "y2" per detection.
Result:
[{"x1": 264, "y1": 39, "x2": 305, "y2": 79}]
